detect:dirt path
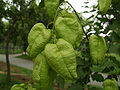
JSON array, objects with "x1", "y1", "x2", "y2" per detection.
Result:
[{"x1": 0, "y1": 54, "x2": 33, "y2": 70}]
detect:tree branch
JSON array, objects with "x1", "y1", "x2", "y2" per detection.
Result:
[{"x1": 66, "y1": 1, "x2": 89, "y2": 41}]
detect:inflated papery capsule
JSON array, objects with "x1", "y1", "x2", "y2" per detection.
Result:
[
  {"x1": 103, "y1": 78, "x2": 119, "y2": 90},
  {"x1": 55, "y1": 10, "x2": 83, "y2": 48},
  {"x1": 32, "y1": 53, "x2": 56, "y2": 90},
  {"x1": 89, "y1": 35, "x2": 107, "y2": 64},
  {"x1": 27, "y1": 23, "x2": 51, "y2": 58},
  {"x1": 44, "y1": 0, "x2": 59, "y2": 18},
  {"x1": 11, "y1": 83, "x2": 36, "y2": 90},
  {"x1": 44, "y1": 39, "x2": 77, "y2": 81}
]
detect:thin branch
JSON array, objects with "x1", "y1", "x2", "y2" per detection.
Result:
[
  {"x1": 66, "y1": 1, "x2": 89, "y2": 41},
  {"x1": 51, "y1": 2, "x2": 64, "y2": 43}
]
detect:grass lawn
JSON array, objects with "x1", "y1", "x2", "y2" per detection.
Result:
[
  {"x1": 0, "y1": 61, "x2": 32, "y2": 75},
  {"x1": 0, "y1": 49, "x2": 22, "y2": 54},
  {"x1": 15, "y1": 54, "x2": 32, "y2": 60},
  {"x1": 0, "y1": 61, "x2": 32, "y2": 90},
  {"x1": 0, "y1": 74, "x2": 20, "y2": 90}
]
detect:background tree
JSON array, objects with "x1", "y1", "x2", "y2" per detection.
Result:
[
  {"x1": 0, "y1": 0, "x2": 51, "y2": 82},
  {"x1": 76, "y1": 1, "x2": 120, "y2": 89},
  {"x1": 0, "y1": 0, "x2": 5, "y2": 43}
]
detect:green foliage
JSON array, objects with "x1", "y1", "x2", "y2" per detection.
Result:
[
  {"x1": 1, "y1": 0, "x2": 52, "y2": 53},
  {"x1": 68, "y1": 83, "x2": 104, "y2": 90},
  {"x1": 0, "y1": 49, "x2": 22, "y2": 54},
  {"x1": 91, "y1": 72, "x2": 104, "y2": 82},
  {"x1": 68, "y1": 83, "x2": 83, "y2": 90},
  {"x1": 56, "y1": 75, "x2": 65, "y2": 89},
  {"x1": 0, "y1": 0, "x2": 5, "y2": 18},
  {"x1": 0, "y1": 74, "x2": 20, "y2": 90},
  {"x1": 98, "y1": 0, "x2": 112, "y2": 14},
  {"x1": 91, "y1": 54, "x2": 120, "y2": 75},
  {"x1": 106, "y1": 53, "x2": 120, "y2": 64},
  {"x1": 39, "y1": 0, "x2": 44, "y2": 7},
  {"x1": 16, "y1": 54, "x2": 32, "y2": 60},
  {"x1": 88, "y1": 85, "x2": 103, "y2": 90},
  {"x1": 103, "y1": 78, "x2": 119, "y2": 90},
  {"x1": 112, "y1": 0, "x2": 120, "y2": 3}
]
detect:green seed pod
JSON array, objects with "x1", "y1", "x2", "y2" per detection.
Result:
[
  {"x1": 103, "y1": 78, "x2": 119, "y2": 90},
  {"x1": 11, "y1": 83, "x2": 36, "y2": 90},
  {"x1": 98, "y1": 0, "x2": 112, "y2": 14},
  {"x1": 44, "y1": 39, "x2": 77, "y2": 81},
  {"x1": 11, "y1": 84, "x2": 25, "y2": 90},
  {"x1": 89, "y1": 35, "x2": 107, "y2": 64},
  {"x1": 55, "y1": 10, "x2": 83, "y2": 48},
  {"x1": 27, "y1": 23, "x2": 51, "y2": 58},
  {"x1": 44, "y1": 0, "x2": 59, "y2": 18},
  {"x1": 32, "y1": 53, "x2": 56, "y2": 90}
]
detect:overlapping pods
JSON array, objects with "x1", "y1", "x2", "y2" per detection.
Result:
[
  {"x1": 27, "y1": 9, "x2": 82, "y2": 90},
  {"x1": 44, "y1": 39, "x2": 77, "y2": 80},
  {"x1": 27, "y1": 23, "x2": 51, "y2": 58},
  {"x1": 55, "y1": 10, "x2": 83, "y2": 48},
  {"x1": 32, "y1": 53, "x2": 56, "y2": 90},
  {"x1": 89, "y1": 35, "x2": 107, "y2": 64},
  {"x1": 27, "y1": 23, "x2": 57, "y2": 90}
]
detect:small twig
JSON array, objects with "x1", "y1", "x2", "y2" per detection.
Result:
[
  {"x1": 51, "y1": 1, "x2": 71, "y2": 43},
  {"x1": 51, "y1": 5, "x2": 60, "y2": 44},
  {"x1": 47, "y1": 21, "x2": 53, "y2": 29},
  {"x1": 66, "y1": 1, "x2": 89, "y2": 41}
]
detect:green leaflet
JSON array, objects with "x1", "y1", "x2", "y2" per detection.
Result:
[
  {"x1": 89, "y1": 35, "x2": 107, "y2": 65},
  {"x1": 11, "y1": 83, "x2": 36, "y2": 90},
  {"x1": 55, "y1": 10, "x2": 83, "y2": 48},
  {"x1": 106, "y1": 53, "x2": 120, "y2": 61},
  {"x1": 44, "y1": 39, "x2": 77, "y2": 81},
  {"x1": 98, "y1": 0, "x2": 112, "y2": 14},
  {"x1": 112, "y1": 0, "x2": 120, "y2": 3},
  {"x1": 44, "y1": 0, "x2": 59, "y2": 18},
  {"x1": 103, "y1": 78, "x2": 119, "y2": 90},
  {"x1": 32, "y1": 53, "x2": 56, "y2": 90},
  {"x1": 27, "y1": 23, "x2": 51, "y2": 58}
]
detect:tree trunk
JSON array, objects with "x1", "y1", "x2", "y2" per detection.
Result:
[
  {"x1": 5, "y1": 38, "x2": 11, "y2": 82},
  {"x1": 5, "y1": 20, "x2": 16, "y2": 83},
  {"x1": 84, "y1": 88, "x2": 88, "y2": 90}
]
